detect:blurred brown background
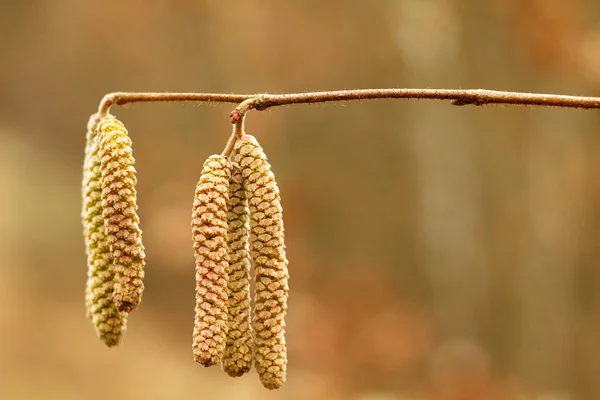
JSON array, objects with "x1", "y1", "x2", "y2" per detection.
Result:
[{"x1": 2, "y1": 1, "x2": 600, "y2": 399}]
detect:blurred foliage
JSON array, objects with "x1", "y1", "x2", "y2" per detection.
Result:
[{"x1": 2, "y1": 1, "x2": 600, "y2": 399}]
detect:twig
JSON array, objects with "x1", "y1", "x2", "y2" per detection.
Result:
[
  {"x1": 231, "y1": 89, "x2": 600, "y2": 120},
  {"x1": 98, "y1": 92, "x2": 250, "y2": 117},
  {"x1": 222, "y1": 111, "x2": 246, "y2": 158},
  {"x1": 96, "y1": 89, "x2": 600, "y2": 122}
]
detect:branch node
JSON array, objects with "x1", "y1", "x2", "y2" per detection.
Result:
[
  {"x1": 230, "y1": 97, "x2": 257, "y2": 123},
  {"x1": 253, "y1": 94, "x2": 268, "y2": 111},
  {"x1": 451, "y1": 97, "x2": 485, "y2": 106},
  {"x1": 230, "y1": 109, "x2": 242, "y2": 123},
  {"x1": 98, "y1": 92, "x2": 121, "y2": 117}
]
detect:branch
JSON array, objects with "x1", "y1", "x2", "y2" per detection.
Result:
[
  {"x1": 97, "y1": 89, "x2": 600, "y2": 122},
  {"x1": 229, "y1": 89, "x2": 600, "y2": 121},
  {"x1": 98, "y1": 92, "x2": 250, "y2": 117}
]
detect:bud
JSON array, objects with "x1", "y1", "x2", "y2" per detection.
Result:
[
  {"x1": 192, "y1": 155, "x2": 232, "y2": 366},
  {"x1": 82, "y1": 114, "x2": 127, "y2": 346},
  {"x1": 221, "y1": 166, "x2": 253, "y2": 377},
  {"x1": 97, "y1": 117, "x2": 146, "y2": 313},
  {"x1": 233, "y1": 135, "x2": 289, "y2": 390}
]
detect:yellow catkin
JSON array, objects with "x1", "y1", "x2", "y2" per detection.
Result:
[
  {"x1": 192, "y1": 155, "x2": 232, "y2": 367},
  {"x1": 221, "y1": 165, "x2": 253, "y2": 377},
  {"x1": 82, "y1": 114, "x2": 127, "y2": 347},
  {"x1": 233, "y1": 135, "x2": 289, "y2": 390},
  {"x1": 97, "y1": 117, "x2": 146, "y2": 313}
]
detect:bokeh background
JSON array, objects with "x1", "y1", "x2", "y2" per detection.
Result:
[{"x1": 2, "y1": 1, "x2": 600, "y2": 399}]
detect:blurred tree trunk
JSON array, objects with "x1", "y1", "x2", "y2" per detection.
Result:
[
  {"x1": 571, "y1": 112, "x2": 600, "y2": 400},
  {"x1": 514, "y1": 106, "x2": 585, "y2": 393},
  {"x1": 398, "y1": 0, "x2": 490, "y2": 342},
  {"x1": 412, "y1": 104, "x2": 489, "y2": 341}
]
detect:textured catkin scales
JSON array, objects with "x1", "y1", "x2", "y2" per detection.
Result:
[
  {"x1": 82, "y1": 114, "x2": 127, "y2": 346},
  {"x1": 233, "y1": 135, "x2": 289, "y2": 390},
  {"x1": 97, "y1": 117, "x2": 146, "y2": 313},
  {"x1": 192, "y1": 155, "x2": 232, "y2": 367},
  {"x1": 83, "y1": 113, "x2": 101, "y2": 318},
  {"x1": 221, "y1": 166, "x2": 253, "y2": 377}
]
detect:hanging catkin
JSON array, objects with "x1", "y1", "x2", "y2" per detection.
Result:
[
  {"x1": 192, "y1": 155, "x2": 232, "y2": 367},
  {"x1": 221, "y1": 165, "x2": 253, "y2": 377},
  {"x1": 233, "y1": 135, "x2": 289, "y2": 390},
  {"x1": 97, "y1": 117, "x2": 146, "y2": 313},
  {"x1": 82, "y1": 114, "x2": 127, "y2": 347}
]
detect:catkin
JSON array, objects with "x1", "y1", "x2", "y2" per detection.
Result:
[
  {"x1": 192, "y1": 155, "x2": 232, "y2": 367},
  {"x1": 97, "y1": 117, "x2": 146, "y2": 313},
  {"x1": 82, "y1": 114, "x2": 127, "y2": 347},
  {"x1": 233, "y1": 135, "x2": 289, "y2": 390},
  {"x1": 221, "y1": 165, "x2": 253, "y2": 377}
]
